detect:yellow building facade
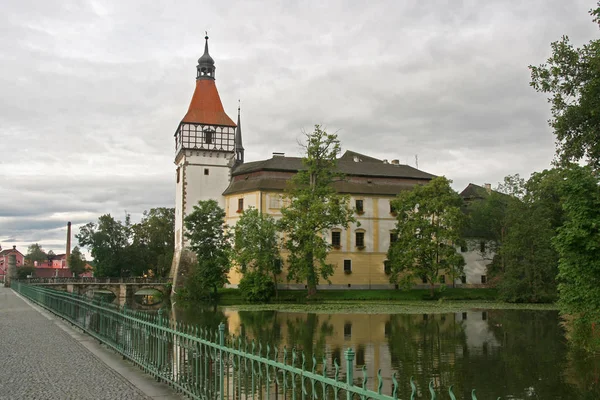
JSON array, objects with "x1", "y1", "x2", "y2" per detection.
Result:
[{"x1": 222, "y1": 152, "x2": 434, "y2": 289}]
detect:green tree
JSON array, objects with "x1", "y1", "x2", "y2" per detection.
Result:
[
  {"x1": 133, "y1": 207, "x2": 175, "y2": 278},
  {"x1": 184, "y1": 200, "x2": 231, "y2": 300},
  {"x1": 387, "y1": 176, "x2": 466, "y2": 296},
  {"x1": 279, "y1": 126, "x2": 356, "y2": 297},
  {"x1": 465, "y1": 190, "x2": 512, "y2": 269},
  {"x1": 16, "y1": 266, "x2": 36, "y2": 279},
  {"x1": 554, "y1": 164, "x2": 600, "y2": 348},
  {"x1": 507, "y1": 170, "x2": 562, "y2": 302},
  {"x1": 77, "y1": 214, "x2": 145, "y2": 277},
  {"x1": 529, "y1": 3, "x2": 600, "y2": 168},
  {"x1": 68, "y1": 246, "x2": 87, "y2": 277},
  {"x1": 24, "y1": 243, "x2": 47, "y2": 265},
  {"x1": 233, "y1": 208, "x2": 281, "y2": 298}
]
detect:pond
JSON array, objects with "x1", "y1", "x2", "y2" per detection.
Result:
[{"x1": 171, "y1": 305, "x2": 600, "y2": 399}]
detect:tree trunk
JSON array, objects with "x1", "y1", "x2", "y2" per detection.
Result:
[
  {"x1": 306, "y1": 251, "x2": 317, "y2": 297},
  {"x1": 273, "y1": 272, "x2": 279, "y2": 299},
  {"x1": 430, "y1": 281, "x2": 435, "y2": 298}
]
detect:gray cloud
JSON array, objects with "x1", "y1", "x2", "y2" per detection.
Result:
[{"x1": 1, "y1": 0, "x2": 597, "y2": 255}]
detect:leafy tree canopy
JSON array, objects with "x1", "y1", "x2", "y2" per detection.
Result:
[
  {"x1": 133, "y1": 207, "x2": 175, "y2": 278},
  {"x1": 530, "y1": 3, "x2": 600, "y2": 168},
  {"x1": 184, "y1": 200, "x2": 231, "y2": 299},
  {"x1": 68, "y1": 246, "x2": 87, "y2": 277},
  {"x1": 554, "y1": 165, "x2": 600, "y2": 325},
  {"x1": 387, "y1": 176, "x2": 466, "y2": 296},
  {"x1": 24, "y1": 243, "x2": 47, "y2": 265},
  {"x1": 279, "y1": 125, "x2": 356, "y2": 296}
]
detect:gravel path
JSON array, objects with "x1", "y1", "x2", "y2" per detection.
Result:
[{"x1": 0, "y1": 286, "x2": 152, "y2": 400}]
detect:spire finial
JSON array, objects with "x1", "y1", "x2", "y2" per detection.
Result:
[
  {"x1": 238, "y1": 99, "x2": 241, "y2": 113},
  {"x1": 197, "y1": 32, "x2": 215, "y2": 80}
]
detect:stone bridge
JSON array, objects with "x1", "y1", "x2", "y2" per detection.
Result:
[{"x1": 24, "y1": 277, "x2": 172, "y2": 308}]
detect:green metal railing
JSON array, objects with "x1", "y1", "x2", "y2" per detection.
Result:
[{"x1": 12, "y1": 282, "x2": 499, "y2": 400}]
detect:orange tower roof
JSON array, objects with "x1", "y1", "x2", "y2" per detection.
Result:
[{"x1": 181, "y1": 79, "x2": 236, "y2": 127}]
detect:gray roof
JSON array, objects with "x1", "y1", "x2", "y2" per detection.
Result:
[
  {"x1": 223, "y1": 150, "x2": 436, "y2": 196},
  {"x1": 231, "y1": 151, "x2": 436, "y2": 180}
]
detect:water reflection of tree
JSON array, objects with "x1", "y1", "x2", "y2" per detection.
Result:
[
  {"x1": 387, "y1": 313, "x2": 467, "y2": 397},
  {"x1": 386, "y1": 309, "x2": 597, "y2": 400},
  {"x1": 172, "y1": 304, "x2": 228, "y2": 333},
  {"x1": 485, "y1": 310, "x2": 599, "y2": 400},
  {"x1": 238, "y1": 310, "x2": 282, "y2": 348},
  {"x1": 285, "y1": 314, "x2": 334, "y2": 362}
]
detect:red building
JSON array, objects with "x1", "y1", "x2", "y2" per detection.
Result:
[{"x1": 0, "y1": 245, "x2": 25, "y2": 281}]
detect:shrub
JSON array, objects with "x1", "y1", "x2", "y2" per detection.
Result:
[{"x1": 238, "y1": 271, "x2": 275, "y2": 303}]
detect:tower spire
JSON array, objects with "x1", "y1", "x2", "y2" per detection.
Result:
[
  {"x1": 235, "y1": 100, "x2": 245, "y2": 163},
  {"x1": 196, "y1": 33, "x2": 216, "y2": 80}
]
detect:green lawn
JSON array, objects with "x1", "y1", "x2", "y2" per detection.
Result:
[{"x1": 217, "y1": 287, "x2": 500, "y2": 305}]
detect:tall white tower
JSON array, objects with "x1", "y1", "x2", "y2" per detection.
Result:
[{"x1": 171, "y1": 35, "x2": 239, "y2": 287}]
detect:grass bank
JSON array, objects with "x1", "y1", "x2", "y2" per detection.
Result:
[{"x1": 217, "y1": 287, "x2": 500, "y2": 305}]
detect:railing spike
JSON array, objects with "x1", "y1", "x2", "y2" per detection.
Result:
[
  {"x1": 312, "y1": 354, "x2": 317, "y2": 374},
  {"x1": 377, "y1": 369, "x2": 383, "y2": 394},
  {"x1": 428, "y1": 380, "x2": 436, "y2": 400},
  {"x1": 410, "y1": 376, "x2": 417, "y2": 400},
  {"x1": 334, "y1": 359, "x2": 340, "y2": 382},
  {"x1": 471, "y1": 389, "x2": 477, "y2": 400},
  {"x1": 448, "y1": 385, "x2": 457, "y2": 400},
  {"x1": 391, "y1": 373, "x2": 399, "y2": 399},
  {"x1": 362, "y1": 365, "x2": 367, "y2": 389}
]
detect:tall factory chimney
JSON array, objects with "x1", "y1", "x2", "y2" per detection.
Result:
[{"x1": 66, "y1": 221, "x2": 72, "y2": 269}]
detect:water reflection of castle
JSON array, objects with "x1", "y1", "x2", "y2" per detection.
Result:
[{"x1": 219, "y1": 309, "x2": 500, "y2": 392}]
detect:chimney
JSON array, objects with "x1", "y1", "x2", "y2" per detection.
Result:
[
  {"x1": 382, "y1": 159, "x2": 388, "y2": 164},
  {"x1": 391, "y1": 159, "x2": 400, "y2": 165},
  {"x1": 12, "y1": 245, "x2": 16, "y2": 250},
  {"x1": 272, "y1": 152, "x2": 285, "y2": 157},
  {"x1": 66, "y1": 221, "x2": 72, "y2": 269},
  {"x1": 484, "y1": 183, "x2": 492, "y2": 194}
]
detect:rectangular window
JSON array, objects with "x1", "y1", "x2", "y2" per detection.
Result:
[
  {"x1": 355, "y1": 199, "x2": 364, "y2": 213},
  {"x1": 344, "y1": 259, "x2": 352, "y2": 273},
  {"x1": 390, "y1": 201, "x2": 397, "y2": 214},
  {"x1": 384, "y1": 260, "x2": 391, "y2": 275},
  {"x1": 205, "y1": 129, "x2": 213, "y2": 144},
  {"x1": 482, "y1": 311, "x2": 488, "y2": 321},
  {"x1": 462, "y1": 312, "x2": 468, "y2": 320},
  {"x1": 481, "y1": 275, "x2": 487, "y2": 284},
  {"x1": 269, "y1": 195, "x2": 282, "y2": 209},
  {"x1": 355, "y1": 232, "x2": 365, "y2": 248},
  {"x1": 460, "y1": 244, "x2": 467, "y2": 252},
  {"x1": 356, "y1": 346, "x2": 365, "y2": 366},
  {"x1": 421, "y1": 276, "x2": 427, "y2": 284},
  {"x1": 461, "y1": 275, "x2": 467, "y2": 284},
  {"x1": 440, "y1": 275, "x2": 446, "y2": 284},
  {"x1": 237, "y1": 198, "x2": 244, "y2": 212},
  {"x1": 331, "y1": 231, "x2": 341, "y2": 247},
  {"x1": 480, "y1": 241, "x2": 486, "y2": 253},
  {"x1": 344, "y1": 323, "x2": 352, "y2": 340},
  {"x1": 204, "y1": 168, "x2": 209, "y2": 175},
  {"x1": 390, "y1": 232, "x2": 398, "y2": 243}
]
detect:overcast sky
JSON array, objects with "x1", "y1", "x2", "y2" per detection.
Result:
[{"x1": 1, "y1": 0, "x2": 598, "y2": 256}]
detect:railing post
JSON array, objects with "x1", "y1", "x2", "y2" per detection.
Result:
[
  {"x1": 345, "y1": 348, "x2": 355, "y2": 400},
  {"x1": 219, "y1": 323, "x2": 225, "y2": 400},
  {"x1": 157, "y1": 308, "x2": 163, "y2": 377}
]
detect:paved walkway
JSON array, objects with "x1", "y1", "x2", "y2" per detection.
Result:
[{"x1": 0, "y1": 286, "x2": 179, "y2": 400}]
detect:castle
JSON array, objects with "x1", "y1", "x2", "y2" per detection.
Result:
[{"x1": 171, "y1": 37, "x2": 485, "y2": 289}]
